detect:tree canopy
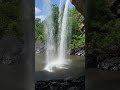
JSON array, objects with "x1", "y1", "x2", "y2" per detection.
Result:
[
  {"x1": 87, "y1": 0, "x2": 120, "y2": 48},
  {"x1": 0, "y1": 0, "x2": 23, "y2": 41},
  {"x1": 35, "y1": 4, "x2": 85, "y2": 48}
]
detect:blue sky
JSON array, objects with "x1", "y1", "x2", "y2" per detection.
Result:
[{"x1": 35, "y1": 0, "x2": 74, "y2": 21}]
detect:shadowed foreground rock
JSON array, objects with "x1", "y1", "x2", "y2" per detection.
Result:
[
  {"x1": 0, "y1": 35, "x2": 23, "y2": 64},
  {"x1": 35, "y1": 76, "x2": 85, "y2": 90},
  {"x1": 86, "y1": 45, "x2": 120, "y2": 71}
]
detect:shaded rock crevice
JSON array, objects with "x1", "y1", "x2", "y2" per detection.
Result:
[{"x1": 86, "y1": 45, "x2": 120, "y2": 71}]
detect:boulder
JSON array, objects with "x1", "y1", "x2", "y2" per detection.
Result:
[
  {"x1": 70, "y1": 46, "x2": 85, "y2": 56},
  {"x1": 75, "y1": 50, "x2": 85, "y2": 56},
  {"x1": 35, "y1": 41, "x2": 45, "y2": 54}
]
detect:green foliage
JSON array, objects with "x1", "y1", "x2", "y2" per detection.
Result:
[
  {"x1": 52, "y1": 4, "x2": 59, "y2": 36},
  {"x1": 35, "y1": 18, "x2": 44, "y2": 40},
  {"x1": 71, "y1": 34, "x2": 85, "y2": 48},
  {"x1": 68, "y1": 7, "x2": 85, "y2": 48},
  {"x1": 35, "y1": 5, "x2": 85, "y2": 48},
  {"x1": 88, "y1": 0, "x2": 120, "y2": 48},
  {"x1": 90, "y1": 18, "x2": 120, "y2": 48},
  {"x1": 0, "y1": 0, "x2": 23, "y2": 40}
]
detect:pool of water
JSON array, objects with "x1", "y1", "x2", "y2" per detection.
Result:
[{"x1": 35, "y1": 53, "x2": 85, "y2": 81}]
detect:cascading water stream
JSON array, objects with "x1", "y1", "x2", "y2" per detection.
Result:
[
  {"x1": 58, "y1": 0, "x2": 64, "y2": 34},
  {"x1": 43, "y1": 0, "x2": 71, "y2": 72},
  {"x1": 58, "y1": 0, "x2": 70, "y2": 64},
  {"x1": 43, "y1": 0, "x2": 56, "y2": 72}
]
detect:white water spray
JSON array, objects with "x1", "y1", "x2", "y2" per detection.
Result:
[
  {"x1": 43, "y1": 0, "x2": 56, "y2": 72},
  {"x1": 58, "y1": 0, "x2": 70, "y2": 62},
  {"x1": 43, "y1": 0, "x2": 71, "y2": 72}
]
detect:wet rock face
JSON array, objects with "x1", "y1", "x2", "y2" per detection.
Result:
[
  {"x1": 86, "y1": 49, "x2": 104, "y2": 68},
  {"x1": 98, "y1": 57, "x2": 120, "y2": 71},
  {"x1": 86, "y1": 45, "x2": 120, "y2": 71},
  {"x1": 0, "y1": 35, "x2": 23, "y2": 64},
  {"x1": 72, "y1": 0, "x2": 85, "y2": 15},
  {"x1": 70, "y1": 46, "x2": 85, "y2": 56},
  {"x1": 71, "y1": 0, "x2": 120, "y2": 17},
  {"x1": 97, "y1": 45, "x2": 120, "y2": 71},
  {"x1": 35, "y1": 41, "x2": 45, "y2": 54},
  {"x1": 35, "y1": 76, "x2": 85, "y2": 90}
]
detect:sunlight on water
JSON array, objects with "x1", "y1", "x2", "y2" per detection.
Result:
[
  {"x1": 43, "y1": 0, "x2": 71, "y2": 72},
  {"x1": 44, "y1": 58, "x2": 71, "y2": 72}
]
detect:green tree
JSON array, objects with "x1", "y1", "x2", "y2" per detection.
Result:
[
  {"x1": 35, "y1": 18, "x2": 44, "y2": 40},
  {"x1": 88, "y1": 0, "x2": 120, "y2": 48},
  {"x1": 68, "y1": 7, "x2": 85, "y2": 48},
  {"x1": 52, "y1": 4, "x2": 59, "y2": 36},
  {"x1": 35, "y1": 5, "x2": 85, "y2": 49},
  {"x1": 0, "y1": 0, "x2": 23, "y2": 41}
]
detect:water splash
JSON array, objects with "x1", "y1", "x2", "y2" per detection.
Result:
[
  {"x1": 43, "y1": 0, "x2": 71, "y2": 72},
  {"x1": 58, "y1": 0, "x2": 70, "y2": 62},
  {"x1": 43, "y1": 0, "x2": 56, "y2": 72}
]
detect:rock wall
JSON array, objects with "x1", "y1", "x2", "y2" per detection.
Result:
[
  {"x1": 72, "y1": 0, "x2": 120, "y2": 16},
  {"x1": 71, "y1": 0, "x2": 85, "y2": 15},
  {"x1": 0, "y1": 35, "x2": 23, "y2": 64}
]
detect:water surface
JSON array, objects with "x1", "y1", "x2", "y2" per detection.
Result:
[{"x1": 35, "y1": 54, "x2": 85, "y2": 81}]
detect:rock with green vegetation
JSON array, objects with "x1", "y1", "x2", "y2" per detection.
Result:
[
  {"x1": 0, "y1": 0, "x2": 23, "y2": 64},
  {"x1": 87, "y1": 0, "x2": 120, "y2": 48}
]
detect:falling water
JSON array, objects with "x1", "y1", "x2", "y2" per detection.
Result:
[
  {"x1": 57, "y1": 0, "x2": 70, "y2": 66},
  {"x1": 43, "y1": 0, "x2": 71, "y2": 72},
  {"x1": 58, "y1": 0, "x2": 64, "y2": 33},
  {"x1": 43, "y1": 0, "x2": 56, "y2": 72}
]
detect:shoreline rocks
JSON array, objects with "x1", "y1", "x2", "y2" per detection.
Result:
[
  {"x1": 35, "y1": 40, "x2": 85, "y2": 56},
  {"x1": 70, "y1": 46, "x2": 85, "y2": 56},
  {"x1": 86, "y1": 45, "x2": 120, "y2": 71},
  {"x1": 35, "y1": 76, "x2": 85, "y2": 90},
  {"x1": 35, "y1": 41, "x2": 45, "y2": 54}
]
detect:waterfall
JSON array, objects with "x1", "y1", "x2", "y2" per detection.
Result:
[
  {"x1": 43, "y1": 0, "x2": 56, "y2": 72},
  {"x1": 58, "y1": 0, "x2": 70, "y2": 63},
  {"x1": 43, "y1": 0, "x2": 71, "y2": 72}
]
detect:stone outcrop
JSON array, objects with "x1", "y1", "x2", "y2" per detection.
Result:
[
  {"x1": 86, "y1": 45, "x2": 120, "y2": 70},
  {"x1": 35, "y1": 41, "x2": 45, "y2": 54},
  {"x1": 71, "y1": 0, "x2": 120, "y2": 17},
  {"x1": 71, "y1": 0, "x2": 85, "y2": 15}
]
